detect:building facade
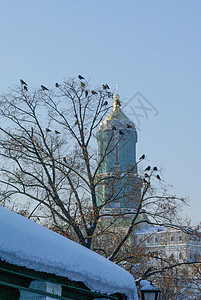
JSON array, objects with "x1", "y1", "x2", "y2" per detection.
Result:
[{"x1": 96, "y1": 87, "x2": 141, "y2": 211}]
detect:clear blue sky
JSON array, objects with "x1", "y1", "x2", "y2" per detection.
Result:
[{"x1": 0, "y1": 1, "x2": 200, "y2": 223}]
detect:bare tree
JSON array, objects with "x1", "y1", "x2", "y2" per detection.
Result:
[{"x1": 0, "y1": 77, "x2": 199, "y2": 272}]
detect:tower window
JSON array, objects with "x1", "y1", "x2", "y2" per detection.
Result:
[{"x1": 115, "y1": 145, "x2": 119, "y2": 165}]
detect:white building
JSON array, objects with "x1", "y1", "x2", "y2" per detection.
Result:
[{"x1": 135, "y1": 225, "x2": 201, "y2": 263}]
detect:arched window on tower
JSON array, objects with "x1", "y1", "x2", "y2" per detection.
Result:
[{"x1": 115, "y1": 144, "x2": 119, "y2": 165}]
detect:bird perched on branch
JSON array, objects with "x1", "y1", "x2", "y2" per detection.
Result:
[
  {"x1": 78, "y1": 75, "x2": 85, "y2": 80},
  {"x1": 46, "y1": 128, "x2": 51, "y2": 132},
  {"x1": 55, "y1": 82, "x2": 59, "y2": 87},
  {"x1": 91, "y1": 90, "x2": 97, "y2": 95},
  {"x1": 153, "y1": 166, "x2": 158, "y2": 171},
  {"x1": 63, "y1": 157, "x2": 67, "y2": 163},
  {"x1": 143, "y1": 178, "x2": 148, "y2": 184},
  {"x1": 107, "y1": 92, "x2": 113, "y2": 98},
  {"x1": 103, "y1": 101, "x2": 108, "y2": 106},
  {"x1": 41, "y1": 85, "x2": 49, "y2": 91},
  {"x1": 20, "y1": 79, "x2": 27, "y2": 86},
  {"x1": 156, "y1": 174, "x2": 161, "y2": 180},
  {"x1": 85, "y1": 90, "x2": 88, "y2": 97},
  {"x1": 102, "y1": 84, "x2": 110, "y2": 90},
  {"x1": 112, "y1": 126, "x2": 117, "y2": 130},
  {"x1": 24, "y1": 85, "x2": 28, "y2": 91},
  {"x1": 55, "y1": 130, "x2": 61, "y2": 134},
  {"x1": 80, "y1": 82, "x2": 85, "y2": 88},
  {"x1": 127, "y1": 124, "x2": 132, "y2": 128},
  {"x1": 119, "y1": 130, "x2": 124, "y2": 135},
  {"x1": 139, "y1": 154, "x2": 145, "y2": 160},
  {"x1": 144, "y1": 173, "x2": 149, "y2": 177},
  {"x1": 145, "y1": 166, "x2": 151, "y2": 171}
]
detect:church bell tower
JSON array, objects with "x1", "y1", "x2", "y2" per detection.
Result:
[{"x1": 96, "y1": 85, "x2": 141, "y2": 211}]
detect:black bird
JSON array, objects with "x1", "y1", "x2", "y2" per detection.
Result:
[
  {"x1": 144, "y1": 173, "x2": 149, "y2": 177},
  {"x1": 107, "y1": 92, "x2": 113, "y2": 98},
  {"x1": 41, "y1": 85, "x2": 49, "y2": 91},
  {"x1": 91, "y1": 90, "x2": 97, "y2": 95},
  {"x1": 80, "y1": 82, "x2": 85, "y2": 88},
  {"x1": 139, "y1": 154, "x2": 145, "y2": 160},
  {"x1": 102, "y1": 84, "x2": 107, "y2": 90},
  {"x1": 112, "y1": 126, "x2": 117, "y2": 130},
  {"x1": 20, "y1": 79, "x2": 27, "y2": 86},
  {"x1": 105, "y1": 84, "x2": 110, "y2": 89},
  {"x1": 55, "y1": 130, "x2": 61, "y2": 134},
  {"x1": 63, "y1": 157, "x2": 67, "y2": 163},
  {"x1": 78, "y1": 75, "x2": 85, "y2": 80},
  {"x1": 119, "y1": 130, "x2": 124, "y2": 135},
  {"x1": 46, "y1": 128, "x2": 51, "y2": 132},
  {"x1": 145, "y1": 166, "x2": 151, "y2": 171},
  {"x1": 85, "y1": 90, "x2": 88, "y2": 97},
  {"x1": 127, "y1": 124, "x2": 132, "y2": 129},
  {"x1": 55, "y1": 82, "x2": 59, "y2": 87},
  {"x1": 103, "y1": 101, "x2": 108, "y2": 106},
  {"x1": 153, "y1": 166, "x2": 158, "y2": 171},
  {"x1": 24, "y1": 85, "x2": 28, "y2": 91},
  {"x1": 156, "y1": 174, "x2": 161, "y2": 180}
]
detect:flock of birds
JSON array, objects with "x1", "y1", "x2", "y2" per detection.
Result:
[
  {"x1": 139, "y1": 154, "x2": 161, "y2": 181},
  {"x1": 20, "y1": 75, "x2": 112, "y2": 98},
  {"x1": 20, "y1": 78, "x2": 161, "y2": 181}
]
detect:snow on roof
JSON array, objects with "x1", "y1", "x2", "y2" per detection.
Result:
[{"x1": 0, "y1": 206, "x2": 138, "y2": 299}]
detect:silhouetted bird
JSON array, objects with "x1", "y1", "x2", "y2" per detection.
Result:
[
  {"x1": 41, "y1": 85, "x2": 49, "y2": 91},
  {"x1": 144, "y1": 173, "x2": 149, "y2": 177},
  {"x1": 153, "y1": 166, "x2": 158, "y2": 171},
  {"x1": 46, "y1": 128, "x2": 51, "y2": 132},
  {"x1": 20, "y1": 79, "x2": 27, "y2": 86},
  {"x1": 55, "y1": 130, "x2": 61, "y2": 134},
  {"x1": 91, "y1": 90, "x2": 97, "y2": 95},
  {"x1": 156, "y1": 174, "x2": 161, "y2": 180},
  {"x1": 24, "y1": 85, "x2": 28, "y2": 91},
  {"x1": 103, "y1": 101, "x2": 108, "y2": 105},
  {"x1": 119, "y1": 130, "x2": 124, "y2": 135},
  {"x1": 145, "y1": 166, "x2": 151, "y2": 171},
  {"x1": 85, "y1": 90, "x2": 88, "y2": 97},
  {"x1": 78, "y1": 75, "x2": 85, "y2": 80},
  {"x1": 105, "y1": 84, "x2": 110, "y2": 89},
  {"x1": 102, "y1": 84, "x2": 107, "y2": 89},
  {"x1": 112, "y1": 126, "x2": 117, "y2": 130},
  {"x1": 81, "y1": 82, "x2": 85, "y2": 88},
  {"x1": 139, "y1": 154, "x2": 145, "y2": 160},
  {"x1": 55, "y1": 82, "x2": 59, "y2": 87},
  {"x1": 107, "y1": 92, "x2": 113, "y2": 98},
  {"x1": 127, "y1": 124, "x2": 132, "y2": 128},
  {"x1": 63, "y1": 157, "x2": 67, "y2": 163}
]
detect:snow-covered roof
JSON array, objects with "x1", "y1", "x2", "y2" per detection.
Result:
[{"x1": 0, "y1": 206, "x2": 138, "y2": 299}]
